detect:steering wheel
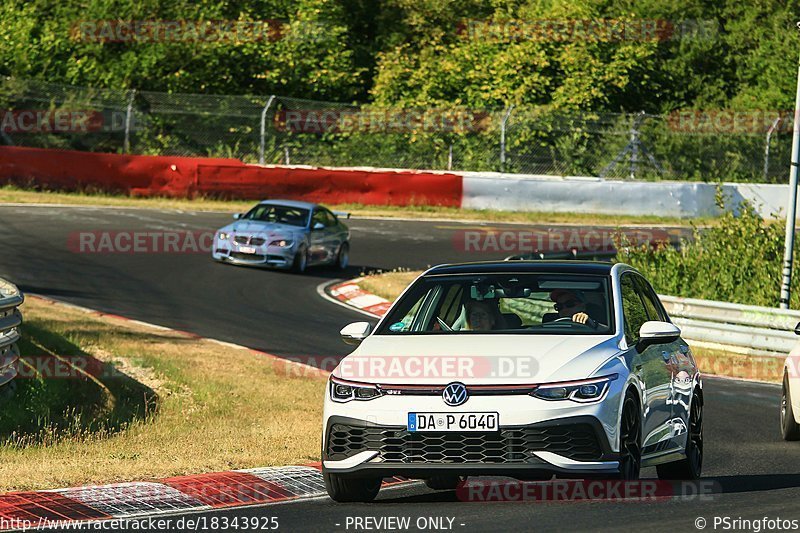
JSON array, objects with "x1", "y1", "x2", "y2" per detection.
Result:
[{"x1": 548, "y1": 316, "x2": 597, "y2": 330}]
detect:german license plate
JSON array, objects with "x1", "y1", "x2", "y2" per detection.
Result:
[
  {"x1": 239, "y1": 246, "x2": 256, "y2": 254},
  {"x1": 407, "y1": 412, "x2": 499, "y2": 432}
]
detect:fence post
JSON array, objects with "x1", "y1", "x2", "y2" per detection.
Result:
[
  {"x1": 448, "y1": 143, "x2": 453, "y2": 171},
  {"x1": 628, "y1": 114, "x2": 639, "y2": 179},
  {"x1": 500, "y1": 105, "x2": 514, "y2": 172},
  {"x1": 259, "y1": 95, "x2": 276, "y2": 165},
  {"x1": 123, "y1": 89, "x2": 136, "y2": 154},
  {"x1": 764, "y1": 116, "x2": 782, "y2": 181}
]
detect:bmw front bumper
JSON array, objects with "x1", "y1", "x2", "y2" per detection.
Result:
[{"x1": 212, "y1": 237, "x2": 295, "y2": 268}]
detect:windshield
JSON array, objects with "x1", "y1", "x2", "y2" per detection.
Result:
[
  {"x1": 243, "y1": 204, "x2": 309, "y2": 227},
  {"x1": 377, "y1": 272, "x2": 614, "y2": 335}
]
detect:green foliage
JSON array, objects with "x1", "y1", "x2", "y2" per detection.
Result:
[
  {"x1": 2, "y1": 0, "x2": 800, "y2": 179},
  {"x1": 0, "y1": 0, "x2": 364, "y2": 100},
  {"x1": 2, "y1": 0, "x2": 799, "y2": 112},
  {"x1": 618, "y1": 196, "x2": 798, "y2": 307}
]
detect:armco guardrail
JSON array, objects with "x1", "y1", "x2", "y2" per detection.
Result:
[
  {"x1": 660, "y1": 295, "x2": 800, "y2": 357},
  {"x1": 0, "y1": 278, "x2": 23, "y2": 388}
]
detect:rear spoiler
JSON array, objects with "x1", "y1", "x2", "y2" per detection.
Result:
[{"x1": 333, "y1": 211, "x2": 351, "y2": 219}]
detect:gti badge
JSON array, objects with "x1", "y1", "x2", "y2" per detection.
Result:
[{"x1": 442, "y1": 382, "x2": 469, "y2": 406}]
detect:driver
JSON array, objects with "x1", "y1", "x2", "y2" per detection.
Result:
[{"x1": 549, "y1": 289, "x2": 604, "y2": 329}]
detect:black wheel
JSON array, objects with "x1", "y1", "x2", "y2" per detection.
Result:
[
  {"x1": 782, "y1": 375, "x2": 800, "y2": 441},
  {"x1": 617, "y1": 393, "x2": 642, "y2": 480},
  {"x1": 291, "y1": 245, "x2": 308, "y2": 274},
  {"x1": 657, "y1": 393, "x2": 703, "y2": 480},
  {"x1": 335, "y1": 242, "x2": 350, "y2": 270},
  {"x1": 324, "y1": 472, "x2": 381, "y2": 503},
  {"x1": 424, "y1": 475, "x2": 463, "y2": 490}
]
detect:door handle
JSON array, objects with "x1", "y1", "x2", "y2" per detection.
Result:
[{"x1": 661, "y1": 351, "x2": 671, "y2": 361}]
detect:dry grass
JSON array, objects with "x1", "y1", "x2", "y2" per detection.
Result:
[
  {"x1": 0, "y1": 296, "x2": 326, "y2": 492},
  {"x1": 0, "y1": 185, "x2": 711, "y2": 226},
  {"x1": 691, "y1": 346, "x2": 784, "y2": 383},
  {"x1": 358, "y1": 270, "x2": 421, "y2": 301}
]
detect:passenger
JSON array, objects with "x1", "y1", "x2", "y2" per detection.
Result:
[{"x1": 465, "y1": 300, "x2": 504, "y2": 331}]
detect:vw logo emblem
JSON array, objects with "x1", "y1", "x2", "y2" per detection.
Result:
[{"x1": 442, "y1": 382, "x2": 469, "y2": 406}]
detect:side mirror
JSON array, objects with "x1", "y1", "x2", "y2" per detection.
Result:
[
  {"x1": 233, "y1": 213, "x2": 243, "y2": 220},
  {"x1": 340, "y1": 322, "x2": 372, "y2": 346},
  {"x1": 313, "y1": 222, "x2": 325, "y2": 231},
  {"x1": 795, "y1": 321, "x2": 800, "y2": 335},
  {"x1": 637, "y1": 321, "x2": 681, "y2": 350}
]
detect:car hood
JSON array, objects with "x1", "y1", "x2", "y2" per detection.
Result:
[
  {"x1": 217, "y1": 220, "x2": 303, "y2": 236},
  {"x1": 333, "y1": 334, "x2": 622, "y2": 385}
]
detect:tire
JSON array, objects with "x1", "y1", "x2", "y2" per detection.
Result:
[
  {"x1": 657, "y1": 392, "x2": 703, "y2": 480},
  {"x1": 781, "y1": 375, "x2": 800, "y2": 441},
  {"x1": 424, "y1": 476, "x2": 463, "y2": 490},
  {"x1": 335, "y1": 242, "x2": 350, "y2": 270},
  {"x1": 617, "y1": 392, "x2": 642, "y2": 480},
  {"x1": 324, "y1": 472, "x2": 381, "y2": 503},
  {"x1": 291, "y1": 245, "x2": 308, "y2": 274}
]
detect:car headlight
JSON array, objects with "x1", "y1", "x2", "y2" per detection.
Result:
[
  {"x1": 0, "y1": 278, "x2": 19, "y2": 299},
  {"x1": 218, "y1": 232, "x2": 229, "y2": 240},
  {"x1": 532, "y1": 374, "x2": 616, "y2": 403},
  {"x1": 269, "y1": 239, "x2": 293, "y2": 247},
  {"x1": 330, "y1": 376, "x2": 383, "y2": 402}
]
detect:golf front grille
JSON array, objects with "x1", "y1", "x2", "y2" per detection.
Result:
[{"x1": 326, "y1": 423, "x2": 603, "y2": 464}]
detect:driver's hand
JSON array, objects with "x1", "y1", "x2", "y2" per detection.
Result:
[
  {"x1": 572, "y1": 312, "x2": 589, "y2": 324},
  {"x1": 572, "y1": 312, "x2": 593, "y2": 326}
]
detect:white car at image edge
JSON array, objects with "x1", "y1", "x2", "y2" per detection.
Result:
[{"x1": 781, "y1": 322, "x2": 800, "y2": 440}]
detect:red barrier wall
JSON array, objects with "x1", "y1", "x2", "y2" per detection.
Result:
[
  {"x1": 0, "y1": 146, "x2": 462, "y2": 206},
  {"x1": 0, "y1": 146, "x2": 242, "y2": 196},
  {"x1": 195, "y1": 164, "x2": 462, "y2": 206}
]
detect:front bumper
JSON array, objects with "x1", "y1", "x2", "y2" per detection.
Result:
[
  {"x1": 321, "y1": 384, "x2": 626, "y2": 478},
  {"x1": 212, "y1": 238, "x2": 294, "y2": 268},
  {"x1": 322, "y1": 414, "x2": 619, "y2": 479}
]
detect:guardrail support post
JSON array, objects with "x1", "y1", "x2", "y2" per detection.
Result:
[{"x1": 259, "y1": 95, "x2": 276, "y2": 165}]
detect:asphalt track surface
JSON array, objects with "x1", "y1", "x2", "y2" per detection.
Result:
[{"x1": 0, "y1": 205, "x2": 792, "y2": 532}]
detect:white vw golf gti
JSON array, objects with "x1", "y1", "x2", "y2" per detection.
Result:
[{"x1": 322, "y1": 261, "x2": 703, "y2": 502}]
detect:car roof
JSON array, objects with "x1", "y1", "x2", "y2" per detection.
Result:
[
  {"x1": 425, "y1": 260, "x2": 616, "y2": 276},
  {"x1": 257, "y1": 199, "x2": 318, "y2": 210}
]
